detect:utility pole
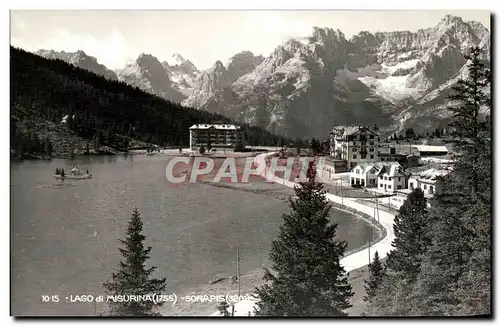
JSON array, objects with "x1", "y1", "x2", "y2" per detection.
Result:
[
  {"x1": 368, "y1": 240, "x2": 371, "y2": 268},
  {"x1": 237, "y1": 245, "x2": 241, "y2": 299},
  {"x1": 340, "y1": 177, "x2": 344, "y2": 205},
  {"x1": 231, "y1": 245, "x2": 241, "y2": 317}
]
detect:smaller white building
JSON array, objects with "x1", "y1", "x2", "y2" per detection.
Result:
[
  {"x1": 408, "y1": 168, "x2": 451, "y2": 196},
  {"x1": 413, "y1": 145, "x2": 449, "y2": 157},
  {"x1": 377, "y1": 162, "x2": 409, "y2": 193},
  {"x1": 349, "y1": 163, "x2": 384, "y2": 188}
]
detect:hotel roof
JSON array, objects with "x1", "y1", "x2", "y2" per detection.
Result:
[
  {"x1": 189, "y1": 124, "x2": 240, "y2": 130},
  {"x1": 413, "y1": 145, "x2": 449, "y2": 153}
]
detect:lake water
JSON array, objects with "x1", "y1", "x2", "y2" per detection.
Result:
[{"x1": 10, "y1": 154, "x2": 377, "y2": 316}]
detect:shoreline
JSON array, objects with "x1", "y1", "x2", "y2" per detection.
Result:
[{"x1": 207, "y1": 152, "x2": 396, "y2": 316}]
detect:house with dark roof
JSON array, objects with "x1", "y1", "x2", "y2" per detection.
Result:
[{"x1": 376, "y1": 162, "x2": 410, "y2": 193}]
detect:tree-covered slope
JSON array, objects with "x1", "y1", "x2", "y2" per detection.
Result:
[{"x1": 10, "y1": 46, "x2": 286, "y2": 157}]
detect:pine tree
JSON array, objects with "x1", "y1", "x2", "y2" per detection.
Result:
[
  {"x1": 310, "y1": 138, "x2": 322, "y2": 156},
  {"x1": 386, "y1": 188, "x2": 430, "y2": 279},
  {"x1": 447, "y1": 46, "x2": 490, "y2": 195},
  {"x1": 94, "y1": 130, "x2": 101, "y2": 153},
  {"x1": 217, "y1": 300, "x2": 231, "y2": 317},
  {"x1": 234, "y1": 137, "x2": 245, "y2": 152},
  {"x1": 44, "y1": 137, "x2": 52, "y2": 157},
  {"x1": 254, "y1": 161, "x2": 353, "y2": 316},
  {"x1": 363, "y1": 251, "x2": 386, "y2": 303},
  {"x1": 102, "y1": 208, "x2": 167, "y2": 316},
  {"x1": 403, "y1": 47, "x2": 491, "y2": 316}
]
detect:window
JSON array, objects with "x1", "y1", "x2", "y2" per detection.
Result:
[
  {"x1": 353, "y1": 142, "x2": 356, "y2": 145},
  {"x1": 384, "y1": 176, "x2": 387, "y2": 180},
  {"x1": 370, "y1": 141, "x2": 374, "y2": 145},
  {"x1": 398, "y1": 177, "x2": 401, "y2": 181},
  {"x1": 353, "y1": 155, "x2": 357, "y2": 159},
  {"x1": 424, "y1": 184, "x2": 427, "y2": 190},
  {"x1": 361, "y1": 154, "x2": 367, "y2": 159},
  {"x1": 388, "y1": 185, "x2": 391, "y2": 189},
  {"x1": 370, "y1": 155, "x2": 374, "y2": 159},
  {"x1": 397, "y1": 185, "x2": 402, "y2": 189},
  {"x1": 410, "y1": 183, "x2": 414, "y2": 189},
  {"x1": 369, "y1": 148, "x2": 374, "y2": 152},
  {"x1": 379, "y1": 184, "x2": 383, "y2": 188},
  {"x1": 381, "y1": 158, "x2": 385, "y2": 161},
  {"x1": 353, "y1": 148, "x2": 357, "y2": 152},
  {"x1": 370, "y1": 135, "x2": 374, "y2": 139},
  {"x1": 430, "y1": 186, "x2": 434, "y2": 194}
]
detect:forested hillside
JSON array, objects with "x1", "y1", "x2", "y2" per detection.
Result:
[
  {"x1": 363, "y1": 47, "x2": 491, "y2": 316},
  {"x1": 10, "y1": 46, "x2": 288, "y2": 158}
]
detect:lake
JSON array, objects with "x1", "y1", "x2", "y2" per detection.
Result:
[{"x1": 10, "y1": 154, "x2": 377, "y2": 316}]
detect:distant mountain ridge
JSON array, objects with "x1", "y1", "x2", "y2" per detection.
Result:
[
  {"x1": 35, "y1": 49, "x2": 118, "y2": 81},
  {"x1": 31, "y1": 14, "x2": 490, "y2": 138},
  {"x1": 11, "y1": 47, "x2": 285, "y2": 158}
]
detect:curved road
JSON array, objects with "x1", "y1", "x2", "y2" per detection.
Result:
[{"x1": 210, "y1": 153, "x2": 396, "y2": 316}]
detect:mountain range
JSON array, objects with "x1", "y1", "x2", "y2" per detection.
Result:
[{"x1": 33, "y1": 14, "x2": 490, "y2": 139}]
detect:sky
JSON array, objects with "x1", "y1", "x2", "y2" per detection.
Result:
[{"x1": 10, "y1": 10, "x2": 491, "y2": 71}]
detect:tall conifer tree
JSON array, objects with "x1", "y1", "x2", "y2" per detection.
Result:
[
  {"x1": 102, "y1": 208, "x2": 167, "y2": 316},
  {"x1": 255, "y1": 161, "x2": 353, "y2": 316}
]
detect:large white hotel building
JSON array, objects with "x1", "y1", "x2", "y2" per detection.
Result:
[{"x1": 189, "y1": 124, "x2": 242, "y2": 149}]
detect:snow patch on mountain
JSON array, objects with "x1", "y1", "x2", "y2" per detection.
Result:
[
  {"x1": 381, "y1": 59, "x2": 420, "y2": 74},
  {"x1": 358, "y1": 75, "x2": 423, "y2": 104}
]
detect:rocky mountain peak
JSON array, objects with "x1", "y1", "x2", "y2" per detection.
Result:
[
  {"x1": 172, "y1": 53, "x2": 186, "y2": 64},
  {"x1": 136, "y1": 53, "x2": 160, "y2": 66},
  {"x1": 34, "y1": 49, "x2": 117, "y2": 81},
  {"x1": 440, "y1": 14, "x2": 464, "y2": 27},
  {"x1": 116, "y1": 53, "x2": 186, "y2": 103},
  {"x1": 167, "y1": 53, "x2": 199, "y2": 77},
  {"x1": 212, "y1": 60, "x2": 226, "y2": 72},
  {"x1": 311, "y1": 27, "x2": 347, "y2": 44},
  {"x1": 75, "y1": 49, "x2": 87, "y2": 56},
  {"x1": 183, "y1": 15, "x2": 490, "y2": 139},
  {"x1": 225, "y1": 51, "x2": 264, "y2": 81}
]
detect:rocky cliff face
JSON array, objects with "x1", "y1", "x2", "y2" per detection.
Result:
[
  {"x1": 35, "y1": 49, "x2": 118, "y2": 81},
  {"x1": 116, "y1": 53, "x2": 187, "y2": 103},
  {"x1": 183, "y1": 14, "x2": 490, "y2": 138},
  {"x1": 182, "y1": 51, "x2": 264, "y2": 109},
  {"x1": 33, "y1": 14, "x2": 490, "y2": 138},
  {"x1": 162, "y1": 53, "x2": 200, "y2": 97}
]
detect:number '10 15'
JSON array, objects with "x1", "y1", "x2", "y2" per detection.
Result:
[{"x1": 41, "y1": 295, "x2": 59, "y2": 303}]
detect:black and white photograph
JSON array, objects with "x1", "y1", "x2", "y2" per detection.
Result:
[{"x1": 9, "y1": 6, "x2": 492, "y2": 318}]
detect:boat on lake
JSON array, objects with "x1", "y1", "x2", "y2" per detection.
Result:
[
  {"x1": 54, "y1": 174, "x2": 92, "y2": 180},
  {"x1": 54, "y1": 166, "x2": 92, "y2": 180}
]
